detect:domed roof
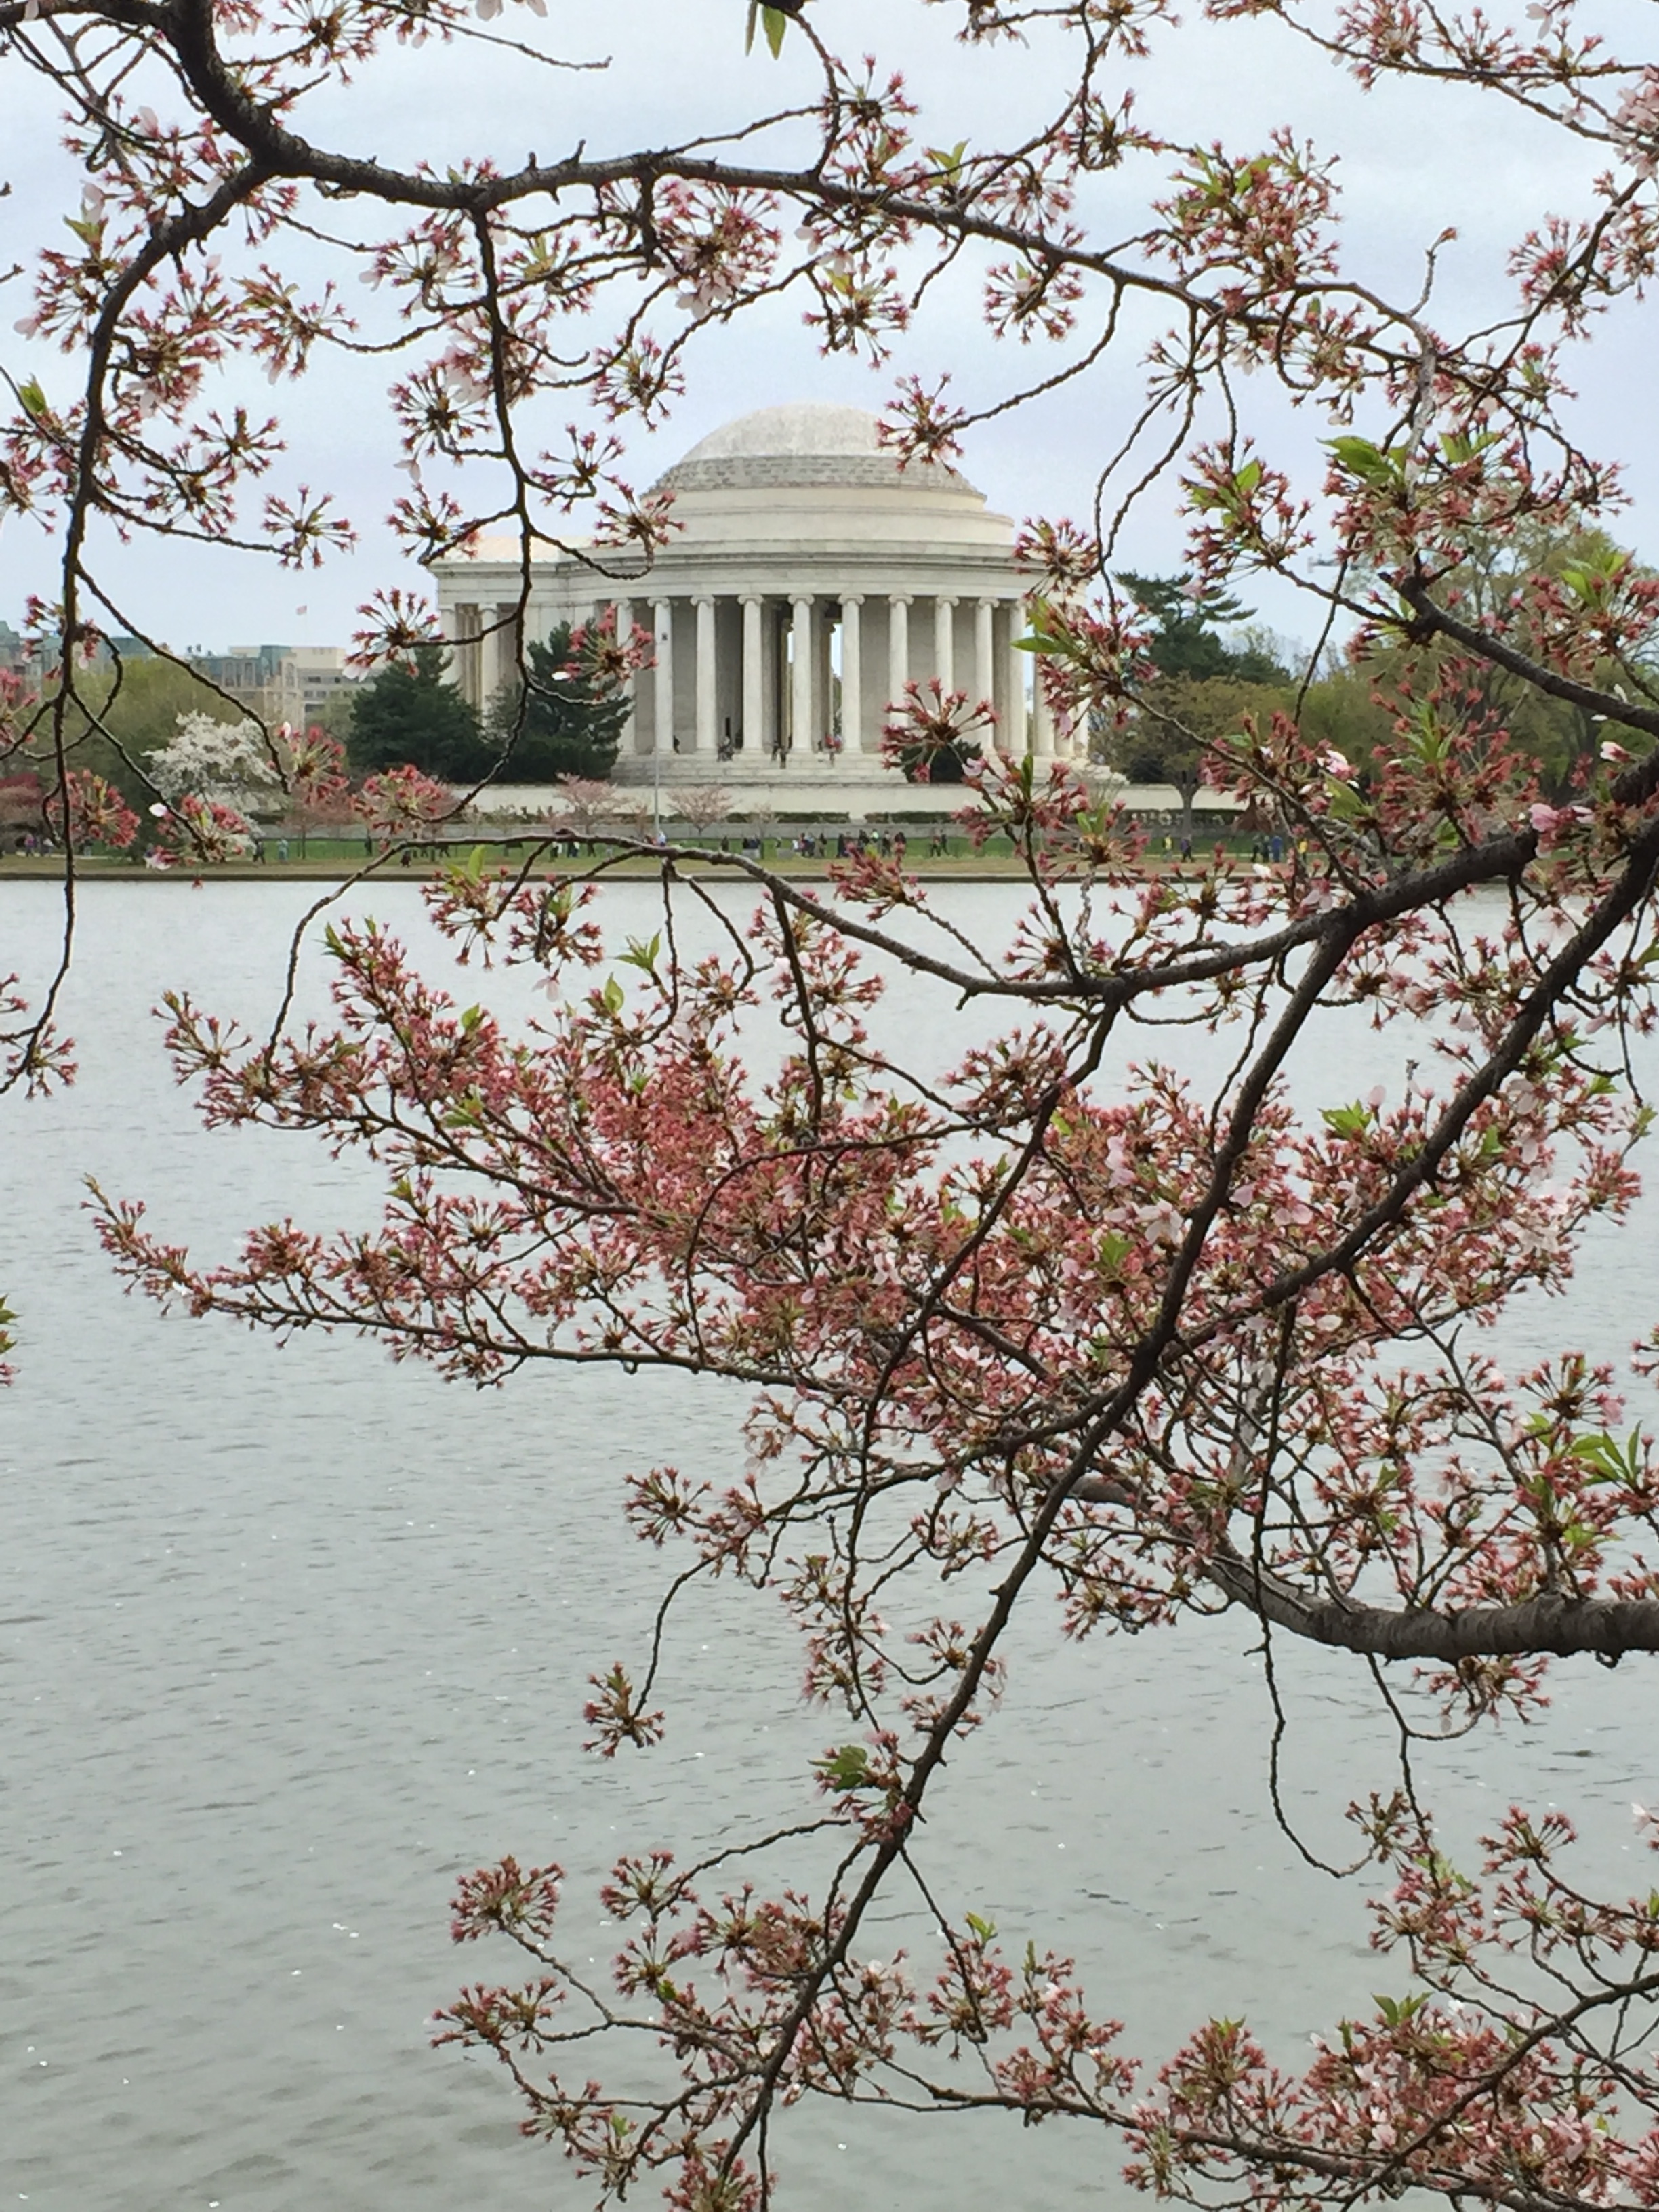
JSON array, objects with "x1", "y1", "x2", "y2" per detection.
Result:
[{"x1": 655, "y1": 402, "x2": 979, "y2": 497}]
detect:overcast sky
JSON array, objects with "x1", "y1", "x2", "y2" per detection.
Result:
[{"x1": 1, "y1": 0, "x2": 1650, "y2": 657}]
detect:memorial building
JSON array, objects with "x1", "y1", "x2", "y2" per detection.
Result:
[{"x1": 432, "y1": 401, "x2": 1083, "y2": 819}]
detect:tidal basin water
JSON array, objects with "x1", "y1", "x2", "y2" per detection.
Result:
[{"x1": 3, "y1": 878, "x2": 1658, "y2": 2212}]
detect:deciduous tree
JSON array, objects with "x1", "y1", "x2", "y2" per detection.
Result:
[
  {"x1": 674, "y1": 781, "x2": 734, "y2": 835},
  {"x1": 146, "y1": 710, "x2": 281, "y2": 811},
  {"x1": 7, "y1": 2, "x2": 1659, "y2": 2208}
]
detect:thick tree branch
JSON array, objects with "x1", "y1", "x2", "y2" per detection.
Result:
[
  {"x1": 1069, "y1": 1483, "x2": 1659, "y2": 1658},
  {"x1": 1400, "y1": 577, "x2": 1659, "y2": 747},
  {"x1": 1206, "y1": 1540, "x2": 1659, "y2": 1660}
]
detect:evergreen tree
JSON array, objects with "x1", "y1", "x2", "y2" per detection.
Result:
[
  {"x1": 1116, "y1": 573, "x2": 1293, "y2": 684},
  {"x1": 348, "y1": 646, "x2": 480, "y2": 779},
  {"x1": 1105, "y1": 575, "x2": 1293, "y2": 836},
  {"x1": 483, "y1": 623, "x2": 631, "y2": 783}
]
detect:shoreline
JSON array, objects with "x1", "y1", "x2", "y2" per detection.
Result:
[{"x1": 0, "y1": 853, "x2": 1230, "y2": 887}]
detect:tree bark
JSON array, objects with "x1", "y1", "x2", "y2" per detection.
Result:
[{"x1": 1072, "y1": 1480, "x2": 1659, "y2": 1658}]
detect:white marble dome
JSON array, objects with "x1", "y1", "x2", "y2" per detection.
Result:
[
  {"x1": 654, "y1": 401, "x2": 980, "y2": 498},
  {"x1": 648, "y1": 400, "x2": 1004, "y2": 560}
]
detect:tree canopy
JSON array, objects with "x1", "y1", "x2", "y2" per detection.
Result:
[
  {"x1": 483, "y1": 621, "x2": 633, "y2": 782},
  {"x1": 7, "y1": 651, "x2": 248, "y2": 823},
  {"x1": 7, "y1": 1, "x2": 1659, "y2": 2209},
  {"x1": 1098, "y1": 575, "x2": 1292, "y2": 827},
  {"x1": 88, "y1": 654, "x2": 244, "y2": 759},
  {"x1": 1117, "y1": 574, "x2": 1292, "y2": 688},
  {"x1": 348, "y1": 644, "x2": 484, "y2": 781},
  {"x1": 349, "y1": 627, "x2": 631, "y2": 783},
  {"x1": 1322, "y1": 525, "x2": 1659, "y2": 796}
]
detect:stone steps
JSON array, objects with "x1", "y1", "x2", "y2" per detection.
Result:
[{"x1": 611, "y1": 750, "x2": 886, "y2": 787}]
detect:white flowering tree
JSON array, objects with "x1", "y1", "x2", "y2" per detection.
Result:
[{"x1": 145, "y1": 712, "x2": 281, "y2": 815}]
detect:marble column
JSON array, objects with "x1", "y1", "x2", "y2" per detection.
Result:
[
  {"x1": 1032, "y1": 665, "x2": 1055, "y2": 758},
  {"x1": 790, "y1": 595, "x2": 813, "y2": 758},
  {"x1": 610, "y1": 592, "x2": 628, "y2": 747},
  {"x1": 934, "y1": 595, "x2": 956, "y2": 693},
  {"x1": 614, "y1": 598, "x2": 641, "y2": 753},
  {"x1": 741, "y1": 595, "x2": 765, "y2": 758},
  {"x1": 453, "y1": 602, "x2": 481, "y2": 709},
  {"x1": 887, "y1": 594, "x2": 911, "y2": 711},
  {"x1": 694, "y1": 595, "x2": 717, "y2": 754},
  {"x1": 817, "y1": 611, "x2": 834, "y2": 760},
  {"x1": 1004, "y1": 602, "x2": 1028, "y2": 756},
  {"x1": 975, "y1": 597, "x2": 997, "y2": 754},
  {"x1": 480, "y1": 605, "x2": 508, "y2": 709},
  {"x1": 841, "y1": 594, "x2": 863, "y2": 752},
  {"x1": 653, "y1": 598, "x2": 674, "y2": 755}
]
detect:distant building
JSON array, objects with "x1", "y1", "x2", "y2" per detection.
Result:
[
  {"x1": 0, "y1": 623, "x2": 155, "y2": 677},
  {"x1": 190, "y1": 642, "x2": 359, "y2": 724},
  {"x1": 190, "y1": 641, "x2": 290, "y2": 702},
  {"x1": 0, "y1": 620, "x2": 41, "y2": 680},
  {"x1": 432, "y1": 401, "x2": 1083, "y2": 822}
]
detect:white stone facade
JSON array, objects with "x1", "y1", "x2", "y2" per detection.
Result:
[{"x1": 432, "y1": 403, "x2": 1086, "y2": 817}]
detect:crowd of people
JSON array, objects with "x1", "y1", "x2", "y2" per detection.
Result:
[{"x1": 775, "y1": 828, "x2": 912, "y2": 863}]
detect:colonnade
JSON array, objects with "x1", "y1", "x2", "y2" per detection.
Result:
[{"x1": 448, "y1": 588, "x2": 1084, "y2": 761}]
